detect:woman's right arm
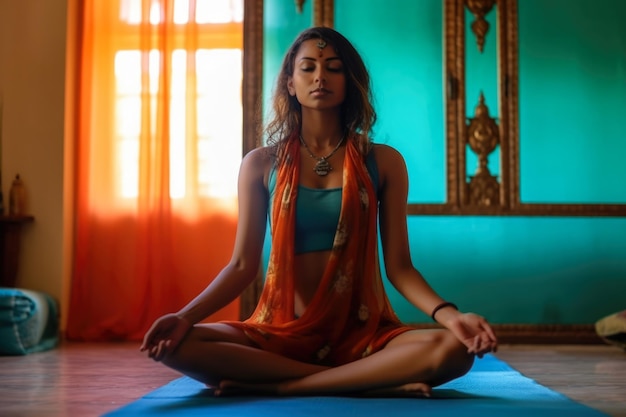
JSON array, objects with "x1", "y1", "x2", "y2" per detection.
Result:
[
  {"x1": 174, "y1": 147, "x2": 271, "y2": 324},
  {"x1": 141, "y1": 147, "x2": 271, "y2": 357}
]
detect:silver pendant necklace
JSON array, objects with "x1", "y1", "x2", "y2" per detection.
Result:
[{"x1": 299, "y1": 135, "x2": 345, "y2": 176}]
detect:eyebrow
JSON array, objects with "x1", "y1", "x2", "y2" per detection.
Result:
[{"x1": 299, "y1": 56, "x2": 342, "y2": 63}]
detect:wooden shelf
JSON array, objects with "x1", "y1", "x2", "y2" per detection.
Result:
[{"x1": 0, "y1": 214, "x2": 35, "y2": 223}]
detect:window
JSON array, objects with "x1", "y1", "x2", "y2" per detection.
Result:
[{"x1": 113, "y1": 0, "x2": 244, "y2": 199}]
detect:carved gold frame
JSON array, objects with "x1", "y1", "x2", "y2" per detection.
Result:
[
  {"x1": 408, "y1": 0, "x2": 626, "y2": 216},
  {"x1": 239, "y1": 0, "x2": 264, "y2": 319},
  {"x1": 242, "y1": 0, "x2": 263, "y2": 154},
  {"x1": 504, "y1": 0, "x2": 626, "y2": 216}
]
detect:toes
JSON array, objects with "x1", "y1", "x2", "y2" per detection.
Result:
[{"x1": 401, "y1": 382, "x2": 432, "y2": 397}]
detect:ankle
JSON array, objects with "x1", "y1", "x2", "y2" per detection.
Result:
[{"x1": 276, "y1": 380, "x2": 293, "y2": 396}]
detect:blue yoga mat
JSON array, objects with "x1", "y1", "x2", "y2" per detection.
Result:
[{"x1": 104, "y1": 354, "x2": 608, "y2": 416}]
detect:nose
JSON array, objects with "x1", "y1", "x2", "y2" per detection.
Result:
[{"x1": 315, "y1": 68, "x2": 326, "y2": 84}]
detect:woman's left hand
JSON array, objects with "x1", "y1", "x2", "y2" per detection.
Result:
[{"x1": 444, "y1": 312, "x2": 498, "y2": 357}]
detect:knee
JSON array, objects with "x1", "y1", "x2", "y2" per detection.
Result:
[
  {"x1": 159, "y1": 324, "x2": 247, "y2": 368},
  {"x1": 160, "y1": 326, "x2": 209, "y2": 369},
  {"x1": 159, "y1": 333, "x2": 192, "y2": 369},
  {"x1": 431, "y1": 331, "x2": 474, "y2": 383}
]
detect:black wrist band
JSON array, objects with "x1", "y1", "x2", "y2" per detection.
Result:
[{"x1": 431, "y1": 302, "x2": 458, "y2": 322}]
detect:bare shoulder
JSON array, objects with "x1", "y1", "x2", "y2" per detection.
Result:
[
  {"x1": 370, "y1": 144, "x2": 408, "y2": 183},
  {"x1": 240, "y1": 146, "x2": 275, "y2": 188},
  {"x1": 242, "y1": 146, "x2": 274, "y2": 168},
  {"x1": 371, "y1": 143, "x2": 405, "y2": 163}
]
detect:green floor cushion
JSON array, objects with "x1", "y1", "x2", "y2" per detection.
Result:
[{"x1": 0, "y1": 288, "x2": 59, "y2": 355}]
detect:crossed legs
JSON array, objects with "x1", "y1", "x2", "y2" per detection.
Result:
[{"x1": 159, "y1": 323, "x2": 474, "y2": 396}]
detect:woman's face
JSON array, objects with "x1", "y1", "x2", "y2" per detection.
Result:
[{"x1": 287, "y1": 39, "x2": 346, "y2": 112}]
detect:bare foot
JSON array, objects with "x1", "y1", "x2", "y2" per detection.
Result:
[
  {"x1": 214, "y1": 380, "x2": 281, "y2": 397},
  {"x1": 214, "y1": 379, "x2": 432, "y2": 398},
  {"x1": 361, "y1": 382, "x2": 432, "y2": 398}
]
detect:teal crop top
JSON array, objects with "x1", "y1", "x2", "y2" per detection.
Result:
[{"x1": 268, "y1": 152, "x2": 379, "y2": 254}]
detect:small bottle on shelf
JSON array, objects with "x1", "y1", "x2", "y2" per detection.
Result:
[{"x1": 9, "y1": 174, "x2": 26, "y2": 216}]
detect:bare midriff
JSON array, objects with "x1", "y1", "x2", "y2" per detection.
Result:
[{"x1": 293, "y1": 249, "x2": 332, "y2": 316}]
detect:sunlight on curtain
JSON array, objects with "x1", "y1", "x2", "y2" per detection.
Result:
[
  {"x1": 67, "y1": 0, "x2": 243, "y2": 341},
  {"x1": 114, "y1": 49, "x2": 242, "y2": 201},
  {"x1": 115, "y1": 0, "x2": 242, "y2": 207}
]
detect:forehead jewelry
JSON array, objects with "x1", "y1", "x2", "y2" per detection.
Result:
[
  {"x1": 316, "y1": 39, "x2": 327, "y2": 57},
  {"x1": 299, "y1": 135, "x2": 345, "y2": 176}
]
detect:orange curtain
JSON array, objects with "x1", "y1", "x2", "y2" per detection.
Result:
[{"x1": 67, "y1": 0, "x2": 241, "y2": 341}]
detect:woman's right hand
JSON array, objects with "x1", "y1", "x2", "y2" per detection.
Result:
[{"x1": 140, "y1": 313, "x2": 193, "y2": 361}]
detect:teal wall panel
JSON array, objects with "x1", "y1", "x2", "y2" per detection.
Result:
[
  {"x1": 518, "y1": 0, "x2": 626, "y2": 203},
  {"x1": 336, "y1": 0, "x2": 446, "y2": 203},
  {"x1": 262, "y1": 0, "x2": 312, "y2": 125}
]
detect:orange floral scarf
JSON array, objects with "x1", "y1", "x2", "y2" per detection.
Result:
[{"x1": 225, "y1": 134, "x2": 413, "y2": 365}]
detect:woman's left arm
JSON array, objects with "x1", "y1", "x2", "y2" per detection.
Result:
[{"x1": 375, "y1": 145, "x2": 498, "y2": 356}]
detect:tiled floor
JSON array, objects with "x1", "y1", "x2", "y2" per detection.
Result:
[
  {"x1": 0, "y1": 342, "x2": 178, "y2": 416},
  {"x1": 496, "y1": 344, "x2": 626, "y2": 417},
  {"x1": 0, "y1": 342, "x2": 624, "y2": 416}
]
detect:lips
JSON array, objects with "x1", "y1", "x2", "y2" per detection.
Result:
[{"x1": 311, "y1": 88, "x2": 331, "y2": 96}]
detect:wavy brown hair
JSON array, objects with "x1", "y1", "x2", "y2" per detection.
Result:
[{"x1": 264, "y1": 27, "x2": 377, "y2": 160}]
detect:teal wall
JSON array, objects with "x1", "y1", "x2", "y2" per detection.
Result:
[
  {"x1": 263, "y1": 0, "x2": 626, "y2": 325},
  {"x1": 337, "y1": 0, "x2": 446, "y2": 204},
  {"x1": 263, "y1": 0, "x2": 313, "y2": 112},
  {"x1": 518, "y1": 0, "x2": 626, "y2": 203}
]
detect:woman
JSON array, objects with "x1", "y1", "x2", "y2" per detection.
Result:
[{"x1": 141, "y1": 27, "x2": 498, "y2": 397}]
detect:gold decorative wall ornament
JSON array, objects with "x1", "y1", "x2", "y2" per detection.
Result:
[
  {"x1": 295, "y1": 0, "x2": 305, "y2": 14},
  {"x1": 466, "y1": 93, "x2": 500, "y2": 206},
  {"x1": 465, "y1": 0, "x2": 495, "y2": 52},
  {"x1": 467, "y1": 92, "x2": 499, "y2": 156},
  {"x1": 314, "y1": 0, "x2": 334, "y2": 27},
  {"x1": 468, "y1": 169, "x2": 500, "y2": 206}
]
